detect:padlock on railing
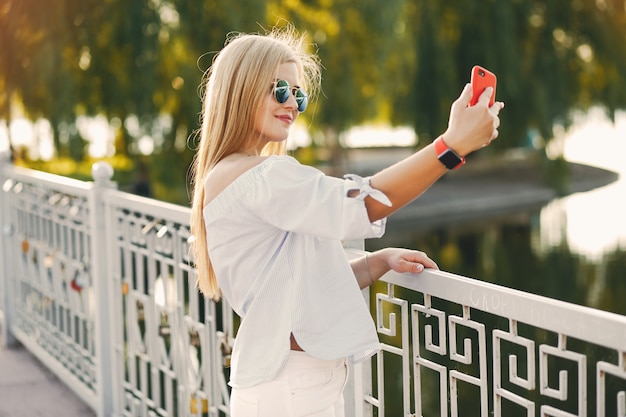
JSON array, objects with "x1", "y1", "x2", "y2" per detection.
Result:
[
  {"x1": 219, "y1": 332, "x2": 232, "y2": 368},
  {"x1": 190, "y1": 396, "x2": 208, "y2": 416}
]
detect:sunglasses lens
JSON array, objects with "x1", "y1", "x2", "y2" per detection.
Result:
[
  {"x1": 274, "y1": 80, "x2": 290, "y2": 104},
  {"x1": 295, "y1": 89, "x2": 308, "y2": 112},
  {"x1": 273, "y1": 80, "x2": 308, "y2": 112}
]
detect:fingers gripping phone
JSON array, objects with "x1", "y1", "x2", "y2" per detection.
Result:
[{"x1": 469, "y1": 65, "x2": 497, "y2": 107}]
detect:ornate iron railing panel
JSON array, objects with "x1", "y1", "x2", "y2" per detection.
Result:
[
  {"x1": 0, "y1": 163, "x2": 100, "y2": 409},
  {"x1": 102, "y1": 190, "x2": 235, "y2": 417},
  {"x1": 364, "y1": 268, "x2": 626, "y2": 417}
]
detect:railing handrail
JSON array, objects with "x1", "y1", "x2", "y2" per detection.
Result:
[
  {"x1": 380, "y1": 266, "x2": 626, "y2": 352},
  {"x1": 104, "y1": 188, "x2": 191, "y2": 224},
  {"x1": 3, "y1": 163, "x2": 94, "y2": 194}
]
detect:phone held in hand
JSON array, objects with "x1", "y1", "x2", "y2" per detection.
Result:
[{"x1": 469, "y1": 65, "x2": 497, "y2": 107}]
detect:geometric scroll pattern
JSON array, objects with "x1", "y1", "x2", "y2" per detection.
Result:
[
  {"x1": 597, "y1": 354, "x2": 626, "y2": 417},
  {"x1": 367, "y1": 279, "x2": 626, "y2": 417},
  {"x1": 372, "y1": 282, "x2": 494, "y2": 417}
]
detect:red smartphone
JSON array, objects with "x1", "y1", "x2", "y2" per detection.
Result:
[{"x1": 469, "y1": 65, "x2": 497, "y2": 107}]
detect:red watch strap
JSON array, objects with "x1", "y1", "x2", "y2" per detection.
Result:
[
  {"x1": 434, "y1": 136, "x2": 448, "y2": 155},
  {"x1": 434, "y1": 136, "x2": 466, "y2": 169}
]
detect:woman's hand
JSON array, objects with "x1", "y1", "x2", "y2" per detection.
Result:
[
  {"x1": 443, "y1": 84, "x2": 505, "y2": 157},
  {"x1": 383, "y1": 247, "x2": 439, "y2": 274},
  {"x1": 351, "y1": 248, "x2": 439, "y2": 289}
]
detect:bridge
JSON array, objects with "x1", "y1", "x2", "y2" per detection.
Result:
[{"x1": 1, "y1": 151, "x2": 625, "y2": 416}]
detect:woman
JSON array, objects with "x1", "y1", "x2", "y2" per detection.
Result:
[{"x1": 190, "y1": 26, "x2": 503, "y2": 416}]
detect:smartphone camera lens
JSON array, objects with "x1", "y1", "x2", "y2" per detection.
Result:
[{"x1": 478, "y1": 69, "x2": 485, "y2": 77}]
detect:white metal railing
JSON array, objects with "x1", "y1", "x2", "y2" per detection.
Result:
[{"x1": 1, "y1": 154, "x2": 625, "y2": 417}]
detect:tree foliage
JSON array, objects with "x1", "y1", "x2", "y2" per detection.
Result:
[
  {"x1": 394, "y1": 0, "x2": 626, "y2": 148},
  {"x1": 1, "y1": 0, "x2": 626, "y2": 203}
]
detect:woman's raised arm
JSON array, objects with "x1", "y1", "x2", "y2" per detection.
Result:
[{"x1": 364, "y1": 83, "x2": 504, "y2": 222}]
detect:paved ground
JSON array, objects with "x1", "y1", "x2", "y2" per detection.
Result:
[
  {"x1": 0, "y1": 152, "x2": 618, "y2": 417},
  {"x1": 0, "y1": 335, "x2": 96, "y2": 417}
]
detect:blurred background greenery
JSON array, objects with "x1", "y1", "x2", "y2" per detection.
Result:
[{"x1": 1, "y1": 0, "x2": 626, "y2": 205}]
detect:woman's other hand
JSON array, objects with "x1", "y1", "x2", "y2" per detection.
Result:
[
  {"x1": 352, "y1": 248, "x2": 438, "y2": 289},
  {"x1": 382, "y1": 247, "x2": 439, "y2": 274}
]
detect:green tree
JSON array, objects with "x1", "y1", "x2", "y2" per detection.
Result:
[
  {"x1": 0, "y1": 0, "x2": 57, "y2": 156},
  {"x1": 148, "y1": 0, "x2": 267, "y2": 202},
  {"x1": 22, "y1": 0, "x2": 87, "y2": 159},
  {"x1": 267, "y1": 0, "x2": 409, "y2": 171},
  {"x1": 2, "y1": 0, "x2": 626, "y2": 203},
  {"x1": 396, "y1": 0, "x2": 626, "y2": 151}
]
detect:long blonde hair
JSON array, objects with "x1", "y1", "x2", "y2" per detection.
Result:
[{"x1": 189, "y1": 26, "x2": 322, "y2": 300}]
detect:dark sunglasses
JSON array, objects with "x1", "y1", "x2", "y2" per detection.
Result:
[{"x1": 272, "y1": 79, "x2": 308, "y2": 112}]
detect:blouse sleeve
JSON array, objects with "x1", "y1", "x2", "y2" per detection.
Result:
[{"x1": 248, "y1": 156, "x2": 390, "y2": 240}]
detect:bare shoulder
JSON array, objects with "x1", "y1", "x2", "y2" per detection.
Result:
[{"x1": 203, "y1": 154, "x2": 268, "y2": 206}]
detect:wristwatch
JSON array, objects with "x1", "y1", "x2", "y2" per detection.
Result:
[{"x1": 434, "y1": 136, "x2": 465, "y2": 170}]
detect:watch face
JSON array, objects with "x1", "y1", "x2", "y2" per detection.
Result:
[{"x1": 439, "y1": 149, "x2": 463, "y2": 169}]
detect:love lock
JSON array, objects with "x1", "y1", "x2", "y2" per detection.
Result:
[
  {"x1": 71, "y1": 271, "x2": 87, "y2": 292},
  {"x1": 189, "y1": 397, "x2": 208, "y2": 415},
  {"x1": 220, "y1": 333, "x2": 233, "y2": 368}
]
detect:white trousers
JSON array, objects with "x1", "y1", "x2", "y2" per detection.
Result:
[{"x1": 230, "y1": 351, "x2": 349, "y2": 417}]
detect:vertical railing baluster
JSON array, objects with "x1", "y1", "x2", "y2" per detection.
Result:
[
  {"x1": 342, "y1": 242, "x2": 373, "y2": 417},
  {"x1": 89, "y1": 162, "x2": 116, "y2": 417},
  {"x1": 0, "y1": 150, "x2": 17, "y2": 347}
]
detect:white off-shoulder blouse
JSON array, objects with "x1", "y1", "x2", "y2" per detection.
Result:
[{"x1": 202, "y1": 155, "x2": 391, "y2": 388}]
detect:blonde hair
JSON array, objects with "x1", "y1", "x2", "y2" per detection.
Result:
[{"x1": 189, "y1": 26, "x2": 322, "y2": 300}]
